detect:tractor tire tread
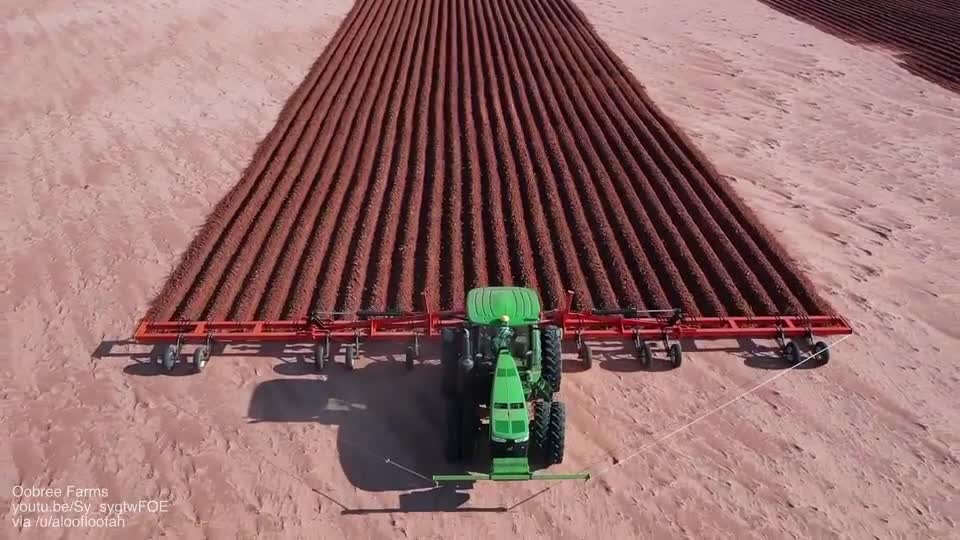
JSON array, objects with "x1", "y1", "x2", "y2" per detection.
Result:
[{"x1": 541, "y1": 326, "x2": 562, "y2": 393}]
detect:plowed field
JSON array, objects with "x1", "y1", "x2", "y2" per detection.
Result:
[
  {"x1": 147, "y1": 0, "x2": 832, "y2": 321},
  {"x1": 759, "y1": 0, "x2": 960, "y2": 92}
]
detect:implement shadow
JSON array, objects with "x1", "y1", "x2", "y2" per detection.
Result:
[{"x1": 685, "y1": 339, "x2": 827, "y2": 370}]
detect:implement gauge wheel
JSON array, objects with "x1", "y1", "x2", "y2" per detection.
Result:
[
  {"x1": 668, "y1": 343, "x2": 682, "y2": 369},
  {"x1": 314, "y1": 343, "x2": 326, "y2": 371},
  {"x1": 812, "y1": 341, "x2": 830, "y2": 364},
  {"x1": 345, "y1": 346, "x2": 356, "y2": 370},
  {"x1": 192, "y1": 346, "x2": 209, "y2": 373},
  {"x1": 637, "y1": 341, "x2": 653, "y2": 369},
  {"x1": 581, "y1": 346, "x2": 593, "y2": 370},
  {"x1": 405, "y1": 346, "x2": 416, "y2": 371},
  {"x1": 161, "y1": 345, "x2": 177, "y2": 373},
  {"x1": 784, "y1": 341, "x2": 801, "y2": 365}
]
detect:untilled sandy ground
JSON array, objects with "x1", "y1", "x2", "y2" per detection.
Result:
[{"x1": 2, "y1": 0, "x2": 958, "y2": 538}]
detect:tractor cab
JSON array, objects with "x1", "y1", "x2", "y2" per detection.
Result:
[{"x1": 467, "y1": 287, "x2": 541, "y2": 368}]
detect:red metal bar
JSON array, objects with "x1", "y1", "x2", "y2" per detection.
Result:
[{"x1": 133, "y1": 310, "x2": 852, "y2": 344}]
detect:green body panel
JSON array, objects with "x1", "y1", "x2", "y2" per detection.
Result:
[
  {"x1": 466, "y1": 287, "x2": 541, "y2": 326},
  {"x1": 491, "y1": 457, "x2": 530, "y2": 477},
  {"x1": 489, "y1": 351, "x2": 529, "y2": 441},
  {"x1": 433, "y1": 472, "x2": 591, "y2": 482}
]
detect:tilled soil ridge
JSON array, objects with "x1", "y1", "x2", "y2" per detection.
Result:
[{"x1": 147, "y1": 0, "x2": 833, "y2": 321}]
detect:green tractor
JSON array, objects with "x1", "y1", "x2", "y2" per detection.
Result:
[{"x1": 434, "y1": 287, "x2": 589, "y2": 482}]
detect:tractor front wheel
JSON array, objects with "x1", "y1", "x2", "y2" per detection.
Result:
[
  {"x1": 541, "y1": 326, "x2": 562, "y2": 393},
  {"x1": 545, "y1": 401, "x2": 566, "y2": 466}
]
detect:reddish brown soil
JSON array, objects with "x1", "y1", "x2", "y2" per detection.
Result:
[
  {"x1": 758, "y1": 0, "x2": 960, "y2": 93},
  {"x1": 146, "y1": 0, "x2": 834, "y2": 322}
]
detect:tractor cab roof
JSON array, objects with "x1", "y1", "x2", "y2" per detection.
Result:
[{"x1": 466, "y1": 287, "x2": 542, "y2": 327}]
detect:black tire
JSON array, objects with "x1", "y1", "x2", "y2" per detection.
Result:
[
  {"x1": 460, "y1": 403, "x2": 479, "y2": 462},
  {"x1": 784, "y1": 341, "x2": 801, "y2": 365},
  {"x1": 637, "y1": 341, "x2": 652, "y2": 369},
  {"x1": 441, "y1": 329, "x2": 458, "y2": 396},
  {"x1": 541, "y1": 326, "x2": 562, "y2": 393},
  {"x1": 314, "y1": 343, "x2": 326, "y2": 371},
  {"x1": 530, "y1": 400, "x2": 551, "y2": 461},
  {"x1": 581, "y1": 346, "x2": 593, "y2": 370},
  {"x1": 812, "y1": 341, "x2": 830, "y2": 364},
  {"x1": 345, "y1": 346, "x2": 356, "y2": 370},
  {"x1": 668, "y1": 343, "x2": 682, "y2": 369},
  {"x1": 545, "y1": 401, "x2": 566, "y2": 466},
  {"x1": 161, "y1": 345, "x2": 177, "y2": 373},
  {"x1": 457, "y1": 357, "x2": 475, "y2": 398},
  {"x1": 192, "y1": 346, "x2": 209, "y2": 373},
  {"x1": 445, "y1": 400, "x2": 463, "y2": 462}
]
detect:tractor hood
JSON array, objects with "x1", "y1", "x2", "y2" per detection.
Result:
[
  {"x1": 466, "y1": 287, "x2": 541, "y2": 327},
  {"x1": 489, "y1": 350, "x2": 528, "y2": 442}
]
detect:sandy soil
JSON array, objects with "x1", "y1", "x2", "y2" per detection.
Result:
[{"x1": 2, "y1": 0, "x2": 958, "y2": 539}]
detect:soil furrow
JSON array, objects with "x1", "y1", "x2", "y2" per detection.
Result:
[
  {"x1": 471, "y1": 0, "x2": 542, "y2": 296},
  {"x1": 306, "y1": 0, "x2": 420, "y2": 315},
  {"x1": 359, "y1": 0, "x2": 436, "y2": 311},
  {"x1": 146, "y1": 0, "x2": 376, "y2": 321},
  {"x1": 334, "y1": 0, "x2": 429, "y2": 313},
  {"x1": 284, "y1": 0, "x2": 413, "y2": 317},
  {"x1": 250, "y1": 0, "x2": 404, "y2": 319},
  {"x1": 146, "y1": 0, "x2": 844, "y2": 322}
]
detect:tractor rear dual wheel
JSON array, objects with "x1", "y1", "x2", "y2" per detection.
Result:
[
  {"x1": 441, "y1": 329, "x2": 460, "y2": 396},
  {"x1": 546, "y1": 401, "x2": 566, "y2": 466},
  {"x1": 531, "y1": 400, "x2": 565, "y2": 466},
  {"x1": 445, "y1": 400, "x2": 479, "y2": 462},
  {"x1": 531, "y1": 401, "x2": 551, "y2": 453},
  {"x1": 541, "y1": 326, "x2": 562, "y2": 393}
]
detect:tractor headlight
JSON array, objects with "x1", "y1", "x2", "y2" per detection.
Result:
[{"x1": 491, "y1": 436, "x2": 506, "y2": 443}]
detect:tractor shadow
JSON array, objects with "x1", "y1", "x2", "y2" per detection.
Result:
[{"x1": 246, "y1": 342, "x2": 504, "y2": 513}]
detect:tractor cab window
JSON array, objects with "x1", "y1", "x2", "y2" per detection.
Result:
[{"x1": 511, "y1": 325, "x2": 530, "y2": 358}]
